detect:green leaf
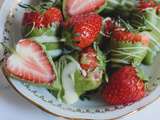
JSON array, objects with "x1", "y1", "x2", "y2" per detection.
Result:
[
  {"x1": 19, "y1": 3, "x2": 37, "y2": 11},
  {"x1": 93, "y1": 42, "x2": 106, "y2": 70},
  {"x1": 100, "y1": 0, "x2": 137, "y2": 18},
  {"x1": 109, "y1": 40, "x2": 148, "y2": 68},
  {"x1": 138, "y1": 8, "x2": 160, "y2": 64},
  {"x1": 23, "y1": 23, "x2": 59, "y2": 37},
  {"x1": 134, "y1": 65, "x2": 149, "y2": 82},
  {"x1": 49, "y1": 55, "x2": 81, "y2": 104},
  {"x1": 74, "y1": 69, "x2": 102, "y2": 96}
]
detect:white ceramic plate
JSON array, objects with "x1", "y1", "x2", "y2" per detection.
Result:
[{"x1": 1, "y1": 0, "x2": 160, "y2": 119}]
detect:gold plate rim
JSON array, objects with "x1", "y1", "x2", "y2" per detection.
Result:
[
  {"x1": 1, "y1": 1, "x2": 160, "y2": 119},
  {"x1": 3, "y1": 71, "x2": 160, "y2": 120}
]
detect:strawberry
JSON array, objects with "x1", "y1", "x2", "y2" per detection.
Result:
[
  {"x1": 42, "y1": 7, "x2": 63, "y2": 27},
  {"x1": 156, "y1": 4, "x2": 160, "y2": 14},
  {"x1": 138, "y1": 0, "x2": 156, "y2": 11},
  {"x1": 64, "y1": 13, "x2": 102, "y2": 49},
  {"x1": 109, "y1": 25, "x2": 149, "y2": 67},
  {"x1": 21, "y1": 4, "x2": 63, "y2": 37},
  {"x1": 23, "y1": 12, "x2": 43, "y2": 28},
  {"x1": 63, "y1": 0, "x2": 106, "y2": 17},
  {"x1": 23, "y1": 7, "x2": 62, "y2": 28},
  {"x1": 131, "y1": 0, "x2": 160, "y2": 65},
  {"x1": 112, "y1": 30, "x2": 149, "y2": 46},
  {"x1": 105, "y1": 18, "x2": 114, "y2": 39},
  {"x1": 80, "y1": 47, "x2": 98, "y2": 71},
  {"x1": 102, "y1": 66, "x2": 145, "y2": 105},
  {"x1": 5, "y1": 39, "x2": 56, "y2": 85}
]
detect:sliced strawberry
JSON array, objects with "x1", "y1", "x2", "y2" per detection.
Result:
[
  {"x1": 5, "y1": 39, "x2": 56, "y2": 85},
  {"x1": 64, "y1": 0, "x2": 105, "y2": 16}
]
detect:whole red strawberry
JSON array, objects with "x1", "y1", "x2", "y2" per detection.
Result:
[
  {"x1": 138, "y1": 0, "x2": 156, "y2": 11},
  {"x1": 108, "y1": 24, "x2": 150, "y2": 68},
  {"x1": 138, "y1": 0, "x2": 160, "y2": 14},
  {"x1": 21, "y1": 3, "x2": 63, "y2": 37},
  {"x1": 112, "y1": 30, "x2": 149, "y2": 46},
  {"x1": 42, "y1": 7, "x2": 63, "y2": 27},
  {"x1": 23, "y1": 7, "x2": 62, "y2": 28},
  {"x1": 80, "y1": 47, "x2": 98, "y2": 71},
  {"x1": 64, "y1": 13, "x2": 102, "y2": 49},
  {"x1": 23, "y1": 12, "x2": 44, "y2": 28},
  {"x1": 102, "y1": 66, "x2": 145, "y2": 105}
]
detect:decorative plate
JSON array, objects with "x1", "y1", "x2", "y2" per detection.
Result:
[{"x1": 1, "y1": 0, "x2": 160, "y2": 119}]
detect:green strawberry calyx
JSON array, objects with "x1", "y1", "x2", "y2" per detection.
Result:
[{"x1": 109, "y1": 40, "x2": 149, "y2": 67}]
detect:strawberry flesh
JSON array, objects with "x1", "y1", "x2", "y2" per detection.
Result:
[
  {"x1": 80, "y1": 47, "x2": 98, "y2": 71},
  {"x1": 6, "y1": 39, "x2": 56, "y2": 84},
  {"x1": 102, "y1": 66, "x2": 145, "y2": 105},
  {"x1": 66, "y1": 0, "x2": 105, "y2": 16}
]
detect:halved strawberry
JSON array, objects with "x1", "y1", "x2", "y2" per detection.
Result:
[
  {"x1": 63, "y1": 0, "x2": 106, "y2": 17},
  {"x1": 5, "y1": 39, "x2": 56, "y2": 85}
]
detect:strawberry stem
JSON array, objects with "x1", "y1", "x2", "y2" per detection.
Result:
[
  {"x1": 24, "y1": 23, "x2": 35, "y2": 37},
  {"x1": 19, "y1": 1, "x2": 60, "y2": 13},
  {"x1": 19, "y1": 3, "x2": 37, "y2": 11}
]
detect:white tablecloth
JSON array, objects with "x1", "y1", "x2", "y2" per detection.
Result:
[{"x1": 0, "y1": 0, "x2": 160, "y2": 120}]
